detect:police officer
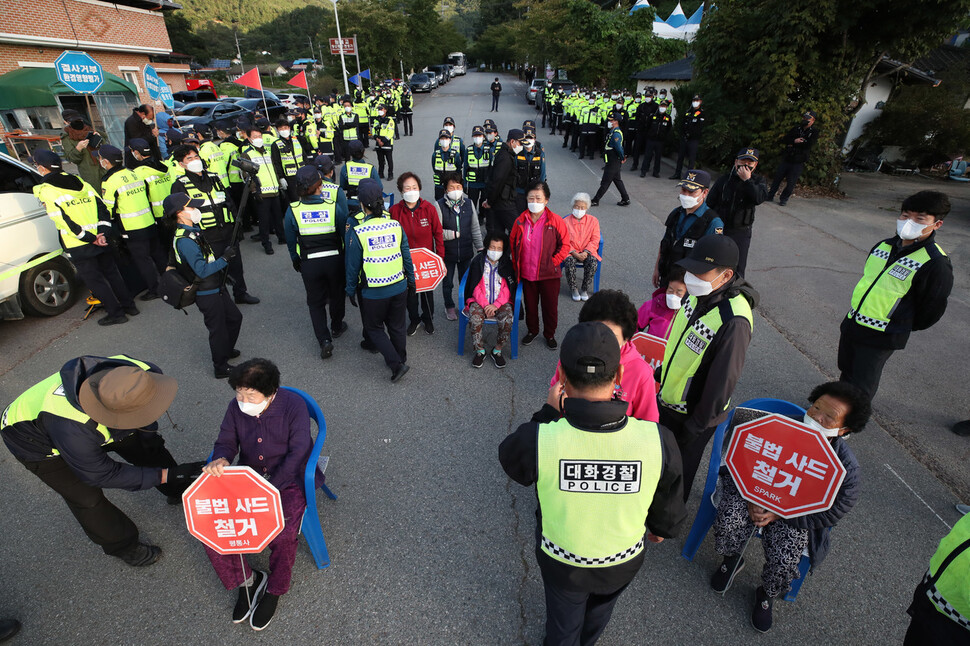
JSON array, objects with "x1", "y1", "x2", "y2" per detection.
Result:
[
  {"x1": 630, "y1": 89, "x2": 658, "y2": 172},
  {"x1": 483, "y1": 120, "x2": 502, "y2": 156},
  {"x1": 637, "y1": 100, "x2": 672, "y2": 179},
  {"x1": 217, "y1": 120, "x2": 249, "y2": 231},
  {"x1": 670, "y1": 95, "x2": 705, "y2": 180},
  {"x1": 271, "y1": 116, "x2": 304, "y2": 204},
  {"x1": 97, "y1": 144, "x2": 165, "y2": 300},
  {"x1": 344, "y1": 179, "x2": 415, "y2": 382},
  {"x1": 484, "y1": 129, "x2": 523, "y2": 234},
  {"x1": 285, "y1": 165, "x2": 349, "y2": 360},
  {"x1": 239, "y1": 125, "x2": 284, "y2": 255},
  {"x1": 590, "y1": 112, "x2": 630, "y2": 208},
  {"x1": 440, "y1": 117, "x2": 465, "y2": 157},
  {"x1": 500, "y1": 322, "x2": 686, "y2": 645},
  {"x1": 373, "y1": 104, "x2": 396, "y2": 181},
  {"x1": 705, "y1": 148, "x2": 768, "y2": 276},
  {"x1": 165, "y1": 193, "x2": 243, "y2": 378},
  {"x1": 653, "y1": 170, "x2": 724, "y2": 288},
  {"x1": 128, "y1": 137, "x2": 174, "y2": 249},
  {"x1": 431, "y1": 129, "x2": 462, "y2": 201},
  {"x1": 30, "y1": 149, "x2": 137, "y2": 326},
  {"x1": 837, "y1": 190, "x2": 953, "y2": 401},
  {"x1": 905, "y1": 512, "x2": 970, "y2": 644},
  {"x1": 657, "y1": 235, "x2": 757, "y2": 499},
  {"x1": 340, "y1": 140, "x2": 380, "y2": 212},
  {"x1": 170, "y1": 144, "x2": 259, "y2": 305},
  {"x1": 196, "y1": 124, "x2": 229, "y2": 187},
  {"x1": 515, "y1": 127, "x2": 546, "y2": 214},
  {"x1": 398, "y1": 88, "x2": 414, "y2": 137},
  {"x1": 337, "y1": 96, "x2": 360, "y2": 161},
  {"x1": 768, "y1": 110, "x2": 819, "y2": 206},
  {"x1": 0, "y1": 354, "x2": 204, "y2": 565},
  {"x1": 464, "y1": 125, "x2": 492, "y2": 217},
  {"x1": 577, "y1": 95, "x2": 599, "y2": 160}
]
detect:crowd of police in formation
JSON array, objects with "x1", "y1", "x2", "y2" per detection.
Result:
[{"x1": 4, "y1": 73, "x2": 966, "y2": 645}]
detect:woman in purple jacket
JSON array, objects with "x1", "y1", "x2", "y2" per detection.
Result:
[{"x1": 201, "y1": 358, "x2": 315, "y2": 631}]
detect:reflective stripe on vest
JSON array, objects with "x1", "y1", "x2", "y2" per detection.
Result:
[
  {"x1": 847, "y1": 241, "x2": 943, "y2": 332},
  {"x1": 536, "y1": 416, "x2": 663, "y2": 568},
  {"x1": 355, "y1": 217, "x2": 405, "y2": 287},
  {"x1": 103, "y1": 170, "x2": 153, "y2": 231},
  {"x1": 176, "y1": 174, "x2": 231, "y2": 230},
  {"x1": 293, "y1": 188, "x2": 341, "y2": 260},
  {"x1": 241, "y1": 146, "x2": 280, "y2": 195},
  {"x1": 433, "y1": 150, "x2": 458, "y2": 185},
  {"x1": 923, "y1": 515, "x2": 970, "y2": 629},
  {"x1": 1, "y1": 355, "x2": 153, "y2": 457},
  {"x1": 132, "y1": 165, "x2": 174, "y2": 221},
  {"x1": 34, "y1": 181, "x2": 103, "y2": 249},
  {"x1": 274, "y1": 138, "x2": 304, "y2": 177},
  {"x1": 604, "y1": 128, "x2": 622, "y2": 162},
  {"x1": 660, "y1": 295, "x2": 753, "y2": 413},
  {"x1": 347, "y1": 163, "x2": 373, "y2": 187},
  {"x1": 465, "y1": 148, "x2": 491, "y2": 183},
  {"x1": 222, "y1": 141, "x2": 243, "y2": 183},
  {"x1": 199, "y1": 141, "x2": 229, "y2": 186}
]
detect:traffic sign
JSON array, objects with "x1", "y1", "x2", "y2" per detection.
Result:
[
  {"x1": 55, "y1": 51, "x2": 104, "y2": 94},
  {"x1": 143, "y1": 64, "x2": 174, "y2": 109},
  {"x1": 631, "y1": 332, "x2": 666, "y2": 371},
  {"x1": 411, "y1": 248, "x2": 445, "y2": 294},
  {"x1": 725, "y1": 413, "x2": 847, "y2": 519},
  {"x1": 183, "y1": 466, "x2": 285, "y2": 555},
  {"x1": 329, "y1": 37, "x2": 356, "y2": 55}
]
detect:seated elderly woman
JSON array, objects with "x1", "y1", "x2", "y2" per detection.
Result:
[
  {"x1": 562, "y1": 192, "x2": 601, "y2": 302},
  {"x1": 201, "y1": 358, "x2": 320, "y2": 631},
  {"x1": 463, "y1": 231, "x2": 516, "y2": 369},
  {"x1": 711, "y1": 381, "x2": 869, "y2": 633}
]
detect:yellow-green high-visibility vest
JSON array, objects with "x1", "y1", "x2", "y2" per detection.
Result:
[
  {"x1": 465, "y1": 146, "x2": 491, "y2": 184},
  {"x1": 659, "y1": 294, "x2": 753, "y2": 414},
  {"x1": 240, "y1": 144, "x2": 280, "y2": 197},
  {"x1": 33, "y1": 179, "x2": 104, "y2": 250},
  {"x1": 172, "y1": 173, "x2": 232, "y2": 230},
  {"x1": 131, "y1": 163, "x2": 173, "y2": 222},
  {"x1": 221, "y1": 141, "x2": 243, "y2": 184},
  {"x1": 199, "y1": 140, "x2": 229, "y2": 186},
  {"x1": 346, "y1": 162, "x2": 373, "y2": 198},
  {"x1": 274, "y1": 136, "x2": 304, "y2": 178},
  {"x1": 101, "y1": 169, "x2": 153, "y2": 233},
  {"x1": 920, "y1": 513, "x2": 970, "y2": 631},
  {"x1": 847, "y1": 240, "x2": 946, "y2": 333},
  {"x1": 292, "y1": 189, "x2": 341, "y2": 260},
  {"x1": 355, "y1": 215, "x2": 405, "y2": 287},
  {"x1": 536, "y1": 416, "x2": 663, "y2": 568}
]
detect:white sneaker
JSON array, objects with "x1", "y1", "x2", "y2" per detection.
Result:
[
  {"x1": 580, "y1": 291, "x2": 590, "y2": 301},
  {"x1": 571, "y1": 289, "x2": 581, "y2": 302}
]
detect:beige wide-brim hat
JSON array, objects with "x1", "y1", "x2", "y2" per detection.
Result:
[{"x1": 77, "y1": 366, "x2": 178, "y2": 429}]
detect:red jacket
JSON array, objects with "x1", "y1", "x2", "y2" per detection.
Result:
[
  {"x1": 510, "y1": 207, "x2": 570, "y2": 281},
  {"x1": 389, "y1": 199, "x2": 444, "y2": 256}
]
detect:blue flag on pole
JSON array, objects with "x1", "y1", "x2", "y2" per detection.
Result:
[
  {"x1": 349, "y1": 73, "x2": 361, "y2": 86},
  {"x1": 360, "y1": 69, "x2": 371, "y2": 81}
]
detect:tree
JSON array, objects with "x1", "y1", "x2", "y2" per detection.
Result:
[{"x1": 682, "y1": 0, "x2": 970, "y2": 185}]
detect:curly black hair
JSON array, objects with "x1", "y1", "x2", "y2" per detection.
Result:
[
  {"x1": 808, "y1": 381, "x2": 871, "y2": 435},
  {"x1": 578, "y1": 289, "x2": 638, "y2": 342},
  {"x1": 228, "y1": 358, "x2": 280, "y2": 397},
  {"x1": 901, "y1": 191, "x2": 950, "y2": 220}
]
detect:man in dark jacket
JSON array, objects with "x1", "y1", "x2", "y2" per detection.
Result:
[
  {"x1": 653, "y1": 170, "x2": 724, "y2": 288},
  {"x1": 705, "y1": 148, "x2": 769, "y2": 276},
  {"x1": 638, "y1": 100, "x2": 673, "y2": 179},
  {"x1": 0, "y1": 355, "x2": 204, "y2": 566},
  {"x1": 484, "y1": 129, "x2": 524, "y2": 233},
  {"x1": 669, "y1": 94, "x2": 705, "y2": 180},
  {"x1": 490, "y1": 77, "x2": 502, "y2": 112},
  {"x1": 124, "y1": 104, "x2": 160, "y2": 167},
  {"x1": 768, "y1": 110, "x2": 818, "y2": 206},
  {"x1": 500, "y1": 322, "x2": 686, "y2": 646},
  {"x1": 630, "y1": 90, "x2": 658, "y2": 173},
  {"x1": 711, "y1": 381, "x2": 867, "y2": 633},
  {"x1": 657, "y1": 235, "x2": 758, "y2": 500}
]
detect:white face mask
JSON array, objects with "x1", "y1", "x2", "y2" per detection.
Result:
[
  {"x1": 187, "y1": 208, "x2": 203, "y2": 224},
  {"x1": 487, "y1": 249, "x2": 502, "y2": 262},
  {"x1": 659, "y1": 107, "x2": 667, "y2": 114},
  {"x1": 250, "y1": 137, "x2": 264, "y2": 148},
  {"x1": 186, "y1": 159, "x2": 204, "y2": 173},
  {"x1": 473, "y1": 136, "x2": 484, "y2": 146},
  {"x1": 142, "y1": 117, "x2": 153, "y2": 126},
  {"x1": 439, "y1": 139, "x2": 450, "y2": 149},
  {"x1": 692, "y1": 101, "x2": 701, "y2": 108},
  {"x1": 402, "y1": 190, "x2": 420, "y2": 203},
  {"x1": 527, "y1": 201, "x2": 545, "y2": 214},
  {"x1": 803, "y1": 412, "x2": 842, "y2": 438},
  {"x1": 486, "y1": 133, "x2": 496, "y2": 142},
  {"x1": 665, "y1": 293, "x2": 683, "y2": 310},
  {"x1": 523, "y1": 139, "x2": 534, "y2": 148},
  {"x1": 287, "y1": 116, "x2": 295, "y2": 122},
  {"x1": 444, "y1": 125, "x2": 454, "y2": 133},
  {"x1": 683, "y1": 270, "x2": 725, "y2": 297},
  {"x1": 345, "y1": 106, "x2": 353, "y2": 113},
  {"x1": 896, "y1": 218, "x2": 928, "y2": 240},
  {"x1": 679, "y1": 193, "x2": 700, "y2": 210},
  {"x1": 237, "y1": 397, "x2": 270, "y2": 417},
  {"x1": 100, "y1": 159, "x2": 111, "y2": 170},
  {"x1": 572, "y1": 208, "x2": 586, "y2": 219},
  {"x1": 378, "y1": 111, "x2": 386, "y2": 117},
  {"x1": 279, "y1": 129, "x2": 291, "y2": 138},
  {"x1": 236, "y1": 131, "x2": 245, "y2": 140},
  {"x1": 511, "y1": 144, "x2": 523, "y2": 155},
  {"x1": 446, "y1": 189, "x2": 463, "y2": 202}
]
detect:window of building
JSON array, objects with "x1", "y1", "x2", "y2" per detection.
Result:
[{"x1": 123, "y1": 71, "x2": 141, "y2": 92}]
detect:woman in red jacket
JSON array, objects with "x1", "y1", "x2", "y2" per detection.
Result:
[{"x1": 509, "y1": 180, "x2": 570, "y2": 349}]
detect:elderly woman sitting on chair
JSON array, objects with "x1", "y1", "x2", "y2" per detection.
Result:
[
  {"x1": 710, "y1": 381, "x2": 869, "y2": 633},
  {"x1": 202, "y1": 358, "x2": 321, "y2": 631}
]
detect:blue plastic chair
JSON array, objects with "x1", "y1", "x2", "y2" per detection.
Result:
[
  {"x1": 681, "y1": 398, "x2": 812, "y2": 601},
  {"x1": 560, "y1": 217, "x2": 605, "y2": 294},
  {"x1": 457, "y1": 267, "x2": 524, "y2": 360},
  {"x1": 280, "y1": 386, "x2": 338, "y2": 570},
  {"x1": 949, "y1": 160, "x2": 969, "y2": 182},
  {"x1": 382, "y1": 192, "x2": 396, "y2": 208}
]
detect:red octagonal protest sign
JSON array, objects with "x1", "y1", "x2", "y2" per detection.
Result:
[
  {"x1": 183, "y1": 466, "x2": 285, "y2": 554},
  {"x1": 631, "y1": 332, "x2": 667, "y2": 371},
  {"x1": 725, "y1": 413, "x2": 846, "y2": 519},
  {"x1": 411, "y1": 247, "x2": 445, "y2": 294}
]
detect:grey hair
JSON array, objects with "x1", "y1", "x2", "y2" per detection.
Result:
[{"x1": 571, "y1": 192, "x2": 591, "y2": 208}]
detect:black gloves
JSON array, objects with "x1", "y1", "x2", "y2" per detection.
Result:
[
  {"x1": 349, "y1": 293, "x2": 358, "y2": 308},
  {"x1": 168, "y1": 461, "x2": 205, "y2": 485},
  {"x1": 292, "y1": 258, "x2": 301, "y2": 273},
  {"x1": 407, "y1": 281, "x2": 417, "y2": 297},
  {"x1": 221, "y1": 245, "x2": 238, "y2": 262}
]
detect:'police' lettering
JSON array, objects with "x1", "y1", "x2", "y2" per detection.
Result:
[
  {"x1": 559, "y1": 460, "x2": 641, "y2": 493},
  {"x1": 685, "y1": 331, "x2": 707, "y2": 354},
  {"x1": 888, "y1": 265, "x2": 911, "y2": 281}
]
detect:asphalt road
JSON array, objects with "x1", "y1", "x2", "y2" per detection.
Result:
[{"x1": 0, "y1": 71, "x2": 967, "y2": 645}]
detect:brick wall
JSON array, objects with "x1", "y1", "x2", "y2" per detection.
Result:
[{"x1": 3, "y1": 0, "x2": 173, "y2": 53}]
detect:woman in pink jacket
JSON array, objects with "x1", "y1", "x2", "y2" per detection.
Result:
[
  {"x1": 562, "y1": 192, "x2": 602, "y2": 302},
  {"x1": 637, "y1": 266, "x2": 688, "y2": 339}
]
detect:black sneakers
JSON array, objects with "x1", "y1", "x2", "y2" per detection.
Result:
[
  {"x1": 546, "y1": 337, "x2": 558, "y2": 350},
  {"x1": 710, "y1": 554, "x2": 745, "y2": 593},
  {"x1": 250, "y1": 591, "x2": 279, "y2": 631},
  {"x1": 522, "y1": 333, "x2": 538, "y2": 346},
  {"x1": 617, "y1": 200, "x2": 631, "y2": 206},
  {"x1": 214, "y1": 364, "x2": 232, "y2": 379},
  {"x1": 332, "y1": 321, "x2": 348, "y2": 338},
  {"x1": 320, "y1": 341, "x2": 334, "y2": 359},
  {"x1": 117, "y1": 542, "x2": 161, "y2": 567},
  {"x1": 391, "y1": 363, "x2": 410, "y2": 383},
  {"x1": 407, "y1": 321, "x2": 420, "y2": 336},
  {"x1": 472, "y1": 351, "x2": 486, "y2": 368},
  {"x1": 97, "y1": 314, "x2": 128, "y2": 326},
  {"x1": 751, "y1": 586, "x2": 774, "y2": 633},
  {"x1": 233, "y1": 570, "x2": 268, "y2": 624},
  {"x1": 425, "y1": 321, "x2": 435, "y2": 335},
  {"x1": 491, "y1": 350, "x2": 507, "y2": 369}
]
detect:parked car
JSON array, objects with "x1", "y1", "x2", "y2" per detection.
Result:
[
  {"x1": 527, "y1": 79, "x2": 547, "y2": 104},
  {"x1": 235, "y1": 98, "x2": 288, "y2": 121},
  {"x1": 548, "y1": 79, "x2": 577, "y2": 94},
  {"x1": 0, "y1": 152, "x2": 79, "y2": 319},
  {"x1": 427, "y1": 65, "x2": 450, "y2": 84},
  {"x1": 172, "y1": 90, "x2": 217, "y2": 103},
  {"x1": 172, "y1": 101, "x2": 252, "y2": 129},
  {"x1": 244, "y1": 88, "x2": 281, "y2": 102},
  {"x1": 409, "y1": 73, "x2": 433, "y2": 93},
  {"x1": 276, "y1": 93, "x2": 308, "y2": 109}
]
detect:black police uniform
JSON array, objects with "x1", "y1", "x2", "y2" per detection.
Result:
[{"x1": 671, "y1": 104, "x2": 705, "y2": 179}]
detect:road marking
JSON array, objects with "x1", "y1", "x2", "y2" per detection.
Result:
[{"x1": 884, "y1": 463, "x2": 951, "y2": 530}]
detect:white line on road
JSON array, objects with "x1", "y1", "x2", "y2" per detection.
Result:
[{"x1": 884, "y1": 463, "x2": 952, "y2": 530}]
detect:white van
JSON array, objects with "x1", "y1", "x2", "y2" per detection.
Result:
[{"x1": 0, "y1": 151, "x2": 79, "y2": 320}]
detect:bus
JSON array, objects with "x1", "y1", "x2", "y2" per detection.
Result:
[{"x1": 447, "y1": 52, "x2": 466, "y2": 76}]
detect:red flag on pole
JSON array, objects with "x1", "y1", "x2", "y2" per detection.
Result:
[
  {"x1": 234, "y1": 68, "x2": 262, "y2": 90},
  {"x1": 287, "y1": 71, "x2": 308, "y2": 90}
]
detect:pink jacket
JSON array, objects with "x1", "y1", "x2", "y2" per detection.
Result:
[
  {"x1": 549, "y1": 341, "x2": 660, "y2": 422},
  {"x1": 564, "y1": 213, "x2": 601, "y2": 260},
  {"x1": 638, "y1": 289, "x2": 676, "y2": 339},
  {"x1": 471, "y1": 261, "x2": 511, "y2": 308}
]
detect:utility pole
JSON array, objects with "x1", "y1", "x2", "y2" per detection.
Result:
[
  {"x1": 353, "y1": 33, "x2": 362, "y2": 89},
  {"x1": 331, "y1": 0, "x2": 350, "y2": 95},
  {"x1": 233, "y1": 28, "x2": 244, "y2": 76}
]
